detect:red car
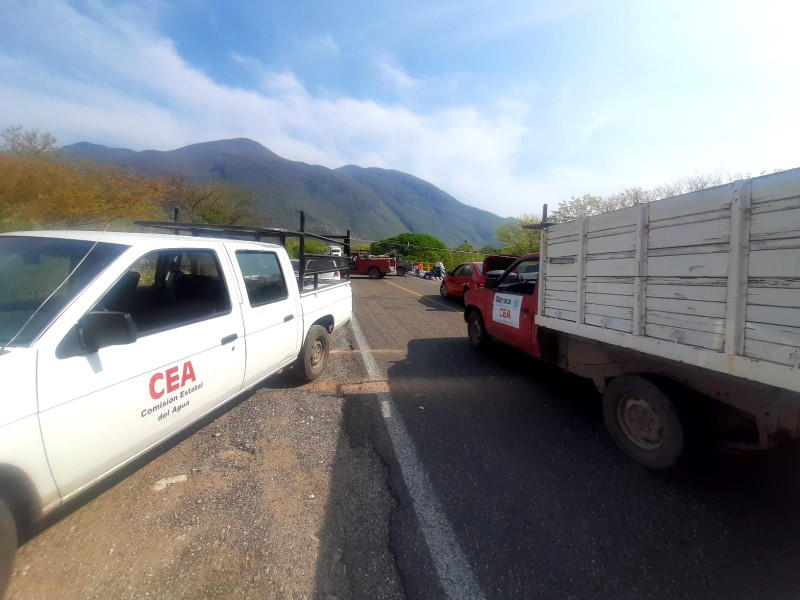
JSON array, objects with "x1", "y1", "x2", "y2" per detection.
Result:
[{"x1": 439, "y1": 256, "x2": 517, "y2": 300}]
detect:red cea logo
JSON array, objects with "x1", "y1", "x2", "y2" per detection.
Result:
[{"x1": 149, "y1": 361, "x2": 197, "y2": 400}]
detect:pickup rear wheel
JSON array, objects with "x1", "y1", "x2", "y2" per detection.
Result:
[
  {"x1": 397, "y1": 266, "x2": 406, "y2": 277},
  {"x1": 0, "y1": 498, "x2": 16, "y2": 598},
  {"x1": 294, "y1": 325, "x2": 330, "y2": 382},
  {"x1": 367, "y1": 267, "x2": 380, "y2": 279},
  {"x1": 467, "y1": 312, "x2": 488, "y2": 350},
  {"x1": 602, "y1": 375, "x2": 684, "y2": 470}
]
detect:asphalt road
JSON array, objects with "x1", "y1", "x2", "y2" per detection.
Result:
[
  {"x1": 348, "y1": 274, "x2": 800, "y2": 600},
  {"x1": 8, "y1": 275, "x2": 800, "y2": 599}
]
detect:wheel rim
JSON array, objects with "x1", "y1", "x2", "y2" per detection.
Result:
[
  {"x1": 469, "y1": 318, "x2": 482, "y2": 344},
  {"x1": 309, "y1": 338, "x2": 324, "y2": 369},
  {"x1": 617, "y1": 394, "x2": 665, "y2": 449},
  {"x1": 440, "y1": 283, "x2": 447, "y2": 297}
]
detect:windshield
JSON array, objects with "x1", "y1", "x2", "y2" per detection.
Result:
[{"x1": 0, "y1": 236, "x2": 129, "y2": 346}]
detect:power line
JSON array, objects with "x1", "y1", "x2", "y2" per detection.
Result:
[{"x1": 349, "y1": 237, "x2": 508, "y2": 257}]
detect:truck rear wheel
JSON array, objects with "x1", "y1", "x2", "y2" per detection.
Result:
[
  {"x1": 602, "y1": 375, "x2": 684, "y2": 470},
  {"x1": 467, "y1": 312, "x2": 488, "y2": 350},
  {"x1": 368, "y1": 267, "x2": 380, "y2": 279},
  {"x1": 0, "y1": 498, "x2": 16, "y2": 598},
  {"x1": 397, "y1": 266, "x2": 406, "y2": 277},
  {"x1": 294, "y1": 325, "x2": 330, "y2": 382}
]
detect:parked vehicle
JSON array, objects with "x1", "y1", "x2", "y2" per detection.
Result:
[
  {"x1": 349, "y1": 250, "x2": 396, "y2": 279},
  {"x1": 328, "y1": 245, "x2": 343, "y2": 256},
  {"x1": 306, "y1": 258, "x2": 342, "y2": 281},
  {"x1": 440, "y1": 256, "x2": 517, "y2": 300},
  {"x1": 0, "y1": 216, "x2": 352, "y2": 594},
  {"x1": 464, "y1": 168, "x2": 800, "y2": 470},
  {"x1": 394, "y1": 258, "x2": 415, "y2": 277}
]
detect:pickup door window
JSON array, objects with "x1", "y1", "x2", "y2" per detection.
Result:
[
  {"x1": 38, "y1": 248, "x2": 246, "y2": 499},
  {"x1": 235, "y1": 250, "x2": 301, "y2": 388},
  {"x1": 485, "y1": 258, "x2": 540, "y2": 355}
]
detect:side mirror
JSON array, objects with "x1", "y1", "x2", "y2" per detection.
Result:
[
  {"x1": 57, "y1": 311, "x2": 137, "y2": 358},
  {"x1": 485, "y1": 278, "x2": 498, "y2": 290}
]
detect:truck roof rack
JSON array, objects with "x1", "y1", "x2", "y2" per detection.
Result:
[
  {"x1": 136, "y1": 212, "x2": 350, "y2": 248},
  {"x1": 135, "y1": 212, "x2": 352, "y2": 289}
]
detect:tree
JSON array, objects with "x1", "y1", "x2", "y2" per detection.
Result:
[
  {"x1": 495, "y1": 214, "x2": 541, "y2": 256},
  {"x1": 163, "y1": 175, "x2": 262, "y2": 225},
  {"x1": 549, "y1": 172, "x2": 752, "y2": 223},
  {"x1": 370, "y1": 233, "x2": 447, "y2": 264},
  {"x1": 0, "y1": 155, "x2": 165, "y2": 230},
  {"x1": 549, "y1": 194, "x2": 606, "y2": 222},
  {"x1": 1, "y1": 125, "x2": 58, "y2": 156},
  {"x1": 439, "y1": 241, "x2": 485, "y2": 273}
]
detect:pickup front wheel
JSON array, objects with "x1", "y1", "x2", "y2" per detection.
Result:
[
  {"x1": 602, "y1": 375, "x2": 684, "y2": 470},
  {"x1": 0, "y1": 498, "x2": 16, "y2": 598},
  {"x1": 294, "y1": 325, "x2": 330, "y2": 382}
]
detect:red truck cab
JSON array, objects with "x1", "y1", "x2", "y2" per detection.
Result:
[{"x1": 464, "y1": 253, "x2": 544, "y2": 357}]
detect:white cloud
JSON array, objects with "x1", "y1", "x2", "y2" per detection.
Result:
[
  {"x1": 0, "y1": 1, "x2": 542, "y2": 217},
  {"x1": 376, "y1": 60, "x2": 418, "y2": 91},
  {"x1": 2, "y1": 0, "x2": 798, "y2": 223},
  {"x1": 315, "y1": 34, "x2": 340, "y2": 55}
]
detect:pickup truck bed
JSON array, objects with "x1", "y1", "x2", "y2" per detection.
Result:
[{"x1": 537, "y1": 168, "x2": 800, "y2": 394}]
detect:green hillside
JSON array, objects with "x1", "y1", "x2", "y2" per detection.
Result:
[{"x1": 63, "y1": 138, "x2": 511, "y2": 247}]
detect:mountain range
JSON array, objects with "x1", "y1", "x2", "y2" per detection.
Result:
[{"x1": 62, "y1": 138, "x2": 513, "y2": 248}]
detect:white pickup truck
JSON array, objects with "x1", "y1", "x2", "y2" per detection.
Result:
[{"x1": 0, "y1": 221, "x2": 352, "y2": 594}]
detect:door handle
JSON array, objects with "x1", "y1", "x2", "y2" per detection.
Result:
[
  {"x1": 221, "y1": 333, "x2": 238, "y2": 345},
  {"x1": 521, "y1": 307, "x2": 530, "y2": 313},
  {"x1": 284, "y1": 314, "x2": 294, "y2": 322}
]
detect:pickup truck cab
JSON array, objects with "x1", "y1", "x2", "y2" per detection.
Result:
[
  {"x1": 0, "y1": 226, "x2": 351, "y2": 594},
  {"x1": 464, "y1": 254, "x2": 541, "y2": 354}
]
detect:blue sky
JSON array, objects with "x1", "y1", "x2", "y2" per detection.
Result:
[{"x1": 1, "y1": 0, "x2": 798, "y2": 218}]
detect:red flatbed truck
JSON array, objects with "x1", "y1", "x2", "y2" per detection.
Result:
[
  {"x1": 349, "y1": 251, "x2": 396, "y2": 279},
  {"x1": 464, "y1": 167, "x2": 800, "y2": 469}
]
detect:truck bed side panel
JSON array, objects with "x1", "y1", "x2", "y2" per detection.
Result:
[
  {"x1": 300, "y1": 282, "x2": 352, "y2": 335},
  {"x1": 538, "y1": 167, "x2": 800, "y2": 394}
]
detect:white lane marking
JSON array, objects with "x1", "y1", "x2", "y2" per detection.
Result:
[{"x1": 350, "y1": 316, "x2": 486, "y2": 600}]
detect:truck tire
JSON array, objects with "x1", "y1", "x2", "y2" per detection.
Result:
[
  {"x1": 602, "y1": 375, "x2": 684, "y2": 470},
  {"x1": 467, "y1": 312, "x2": 488, "y2": 350},
  {"x1": 439, "y1": 282, "x2": 448, "y2": 298},
  {"x1": 294, "y1": 325, "x2": 330, "y2": 382},
  {"x1": 0, "y1": 498, "x2": 16, "y2": 598},
  {"x1": 397, "y1": 266, "x2": 406, "y2": 277},
  {"x1": 368, "y1": 267, "x2": 380, "y2": 279}
]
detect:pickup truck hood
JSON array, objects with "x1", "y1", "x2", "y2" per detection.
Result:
[{"x1": 0, "y1": 347, "x2": 38, "y2": 426}]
